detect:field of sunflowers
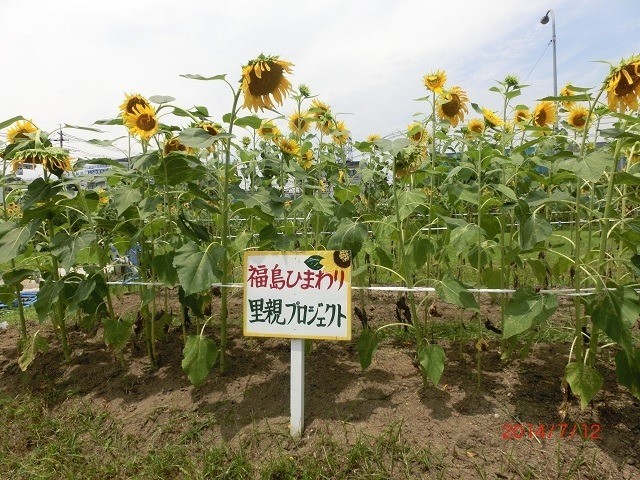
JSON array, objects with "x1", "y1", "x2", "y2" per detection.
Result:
[{"x1": 0, "y1": 52, "x2": 639, "y2": 411}]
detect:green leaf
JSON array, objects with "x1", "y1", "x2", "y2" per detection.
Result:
[
  {"x1": 558, "y1": 150, "x2": 612, "y2": 182},
  {"x1": 34, "y1": 277, "x2": 64, "y2": 321},
  {"x1": 182, "y1": 334, "x2": 218, "y2": 387},
  {"x1": 0, "y1": 221, "x2": 40, "y2": 263},
  {"x1": 304, "y1": 255, "x2": 324, "y2": 271},
  {"x1": 52, "y1": 231, "x2": 96, "y2": 271},
  {"x1": 515, "y1": 202, "x2": 552, "y2": 251},
  {"x1": 589, "y1": 286, "x2": 639, "y2": 356},
  {"x1": 153, "y1": 252, "x2": 178, "y2": 286},
  {"x1": 449, "y1": 224, "x2": 484, "y2": 257},
  {"x1": 615, "y1": 349, "x2": 640, "y2": 399},
  {"x1": 223, "y1": 114, "x2": 262, "y2": 129},
  {"x1": 565, "y1": 362, "x2": 603, "y2": 409},
  {"x1": 357, "y1": 328, "x2": 382, "y2": 370},
  {"x1": 327, "y1": 218, "x2": 367, "y2": 257},
  {"x1": 113, "y1": 186, "x2": 142, "y2": 216},
  {"x1": 18, "y1": 330, "x2": 48, "y2": 371},
  {"x1": 22, "y1": 178, "x2": 54, "y2": 209},
  {"x1": 149, "y1": 95, "x2": 175, "y2": 104},
  {"x1": 395, "y1": 189, "x2": 428, "y2": 220},
  {"x1": 174, "y1": 242, "x2": 222, "y2": 296},
  {"x1": 178, "y1": 127, "x2": 232, "y2": 148},
  {"x1": 613, "y1": 172, "x2": 640, "y2": 186},
  {"x1": 103, "y1": 318, "x2": 134, "y2": 353},
  {"x1": 0, "y1": 115, "x2": 25, "y2": 130},
  {"x1": 435, "y1": 274, "x2": 479, "y2": 312},
  {"x1": 180, "y1": 73, "x2": 226, "y2": 81},
  {"x1": 418, "y1": 344, "x2": 446, "y2": 386},
  {"x1": 502, "y1": 287, "x2": 558, "y2": 339},
  {"x1": 154, "y1": 153, "x2": 206, "y2": 186},
  {"x1": 2, "y1": 268, "x2": 35, "y2": 286}
]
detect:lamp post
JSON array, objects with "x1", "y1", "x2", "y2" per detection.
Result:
[{"x1": 540, "y1": 9, "x2": 557, "y2": 98}]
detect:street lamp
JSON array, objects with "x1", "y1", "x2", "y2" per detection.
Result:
[{"x1": 540, "y1": 10, "x2": 557, "y2": 98}]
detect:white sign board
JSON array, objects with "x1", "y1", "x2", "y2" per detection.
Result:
[{"x1": 243, "y1": 251, "x2": 351, "y2": 340}]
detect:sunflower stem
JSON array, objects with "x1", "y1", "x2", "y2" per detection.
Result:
[{"x1": 219, "y1": 89, "x2": 242, "y2": 375}]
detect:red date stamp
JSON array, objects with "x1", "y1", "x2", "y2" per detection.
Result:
[{"x1": 501, "y1": 423, "x2": 601, "y2": 440}]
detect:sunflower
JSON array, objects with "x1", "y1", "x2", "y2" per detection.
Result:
[
  {"x1": 124, "y1": 104, "x2": 159, "y2": 141},
  {"x1": 278, "y1": 137, "x2": 300, "y2": 156},
  {"x1": 533, "y1": 101, "x2": 556, "y2": 128},
  {"x1": 407, "y1": 122, "x2": 428, "y2": 144},
  {"x1": 320, "y1": 250, "x2": 351, "y2": 278},
  {"x1": 298, "y1": 149, "x2": 314, "y2": 170},
  {"x1": 163, "y1": 136, "x2": 194, "y2": 156},
  {"x1": 11, "y1": 146, "x2": 72, "y2": 177},
  {"x1": 241, "y1": 136, "x2": 252, "y2": 147},
  {"x1": 310, "y1": 99, "x2": 333, "y2": 134},
  {"x1": 366, "y1": 134, "x2": 381, "y2": 142},
  {"x1": 332, "y1": 121, "x2": 349, "y2": 146},
  {"x1": 437, "y1": 86, "x2": 469, "y2": 127},
  {"x1": 288, "y1": 110, "x2": 311, "y2": 135},
  {"x1": 6, "y1": 120, "x2": 37, "y2": 144},
  {"x1": 257, "y1": 120, "x2": 281, "y2": 139},
  {"x1": 423, "y1": 70, "x2": 447, "y2": 93},
  {"x1": 513, "y1": 108, "x2": 531, "y2": 126},
  {"x1": 467, "y1": 118, "x2": 485, "y2": 135},
  {"x1": 120, "y1": 94, "x2": 151, "y2": 119},
  {"x1": 200, "y1": 122, "x2": 224, "y2": 137},
  {"x1": 481, "y1": 108, "x2": 504, "y2": 129},
  {"x1": 394, "y1": 144, "x2": 422, "y2": 178},
  {"x1": 559, "y1": 84, "x2": 577, "y2": 109},
  {"x1": 605, "y1": 55, "x2": 640, "y2": 113},
  {"x1": 241, "y1": 54, "x2": 294, "y2": 112},
  {"x1": 566, "y1": 105, "x2": 590, "y2": 130}
]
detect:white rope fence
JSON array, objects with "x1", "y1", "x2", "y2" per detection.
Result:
[{"x1": 103, "y1": 281, "x2": 635, "y2": 297}]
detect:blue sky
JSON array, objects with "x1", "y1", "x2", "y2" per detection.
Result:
[{"x1": 1, "y1": 0, "x2": 638, "y2": 157}]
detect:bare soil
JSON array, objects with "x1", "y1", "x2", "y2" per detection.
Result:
[{"x1": 1, "y1": 290, "x2": 639, "y2": 479}]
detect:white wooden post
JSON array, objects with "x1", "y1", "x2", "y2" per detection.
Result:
[{"x1": 290, "y1": 338, "x2": 305, "y2": 437}]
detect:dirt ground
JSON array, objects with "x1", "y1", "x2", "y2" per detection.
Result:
[{"x1": 1, "y1": 290, "x2": 639, "y2": 479}]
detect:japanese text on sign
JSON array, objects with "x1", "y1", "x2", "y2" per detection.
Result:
[{"x1": 243, "y1": 251, "x2": 351, "y2": 340}]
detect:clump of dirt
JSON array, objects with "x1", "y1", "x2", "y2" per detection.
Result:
[{"x1": 1, "y1": 290, "x2": 639, "y2": 479}]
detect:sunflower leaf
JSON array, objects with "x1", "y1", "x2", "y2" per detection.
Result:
[
  {"x1": 149, "y1": 95, "x2": 175, "y2": 104},
  {"x1": 0, "y1": 116, "x2": 25, "y2": 130},
  {"x1": 180, "y1": 73, "x2": 227, "y2": 82},
  {"x1": 182, "y1": 334, "x2": 218, "y2": 387},
  {"x1": 94, "y1": 118, "x2": 123, "y2": 126}
]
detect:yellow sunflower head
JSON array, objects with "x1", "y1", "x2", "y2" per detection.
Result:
[
  {"x1": 437, "y1": 86, "x2": 469, "y2": 127},
  {"x1": 310, "y1": 99, "x2": 334, "y2": 134},
  {"x1": 257, "y1": 120, "x2": 281, "y2": 139},
  {"x1": 120, "y1": 94, "x2": 150, "y2": 119},
  {"x1": 481, "y1": 108, "x2": 504, "y2": 129},
  {"x1": 200, "y1": 122, "x2": 224, "y2": 136},
  {"x1": 407, "y1": 122, "x2": 428, "y2": 144},
  {"x1": 298, "y1": 149, "x2": 314, "y2": 170},
  {"x1": 124, "y1": 104, "x2": 159, "y2": 141},
  {"x1": 533, "y1": 101, "x2": 556, "y2": 128},
  {"x1": 566, "y1": 105, "x2": 590, "y2": 130},
  {"x1": 366, "y1": 134, "x2": 381, "y2": 143},
  {"x1": 394, "y1": 144, "x2": 422, "y2": 178},
  {"x1": 467, "y1": 118, "x2": 485, "y2": 135},
  {"x1": 163, "y1": 136, "x2": 194, "y2": 156},
  {"x1": 605, "y1": 55, "x2": 640, "y2": 113},
  {"x1": 11, "y1": 146, "x2": 73, "y2": 177},
  {"x1": 423, "y1": 70, "x2": 447, "y2": 93},
  {"x1": 560, "y1": 84, "x2": 577, "y2": 109},
  {"x1": 331, "y1": 121, "x2": 350, "y2": 146},
  {"x1": 278, "y1": 137, "x2": 300, "y2": 156},
  {"x1": 513, "y1": 108, "x2": 532, "y2": 126},
  {"x1": 241, "y1": 54, "x2": 294, "y2": 112},
  {"x1": 6, "y1": 120, "x2": 38, "y2": 144},
  {"x1": 288, "y1": 110, "x2": 311, "y2": 135}
]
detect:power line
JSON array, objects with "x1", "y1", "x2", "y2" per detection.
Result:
[{"x1": 524, "y1": 39, "x2": 552, "y2": 84}]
